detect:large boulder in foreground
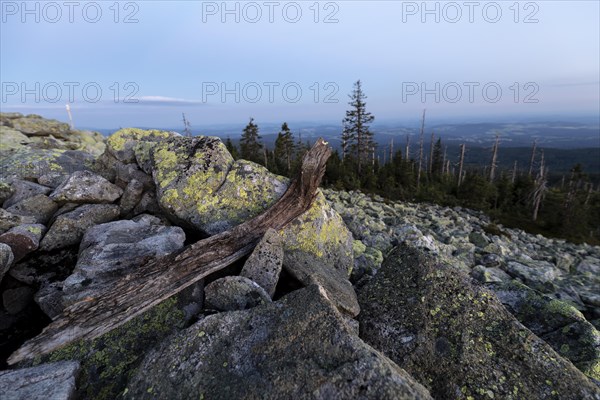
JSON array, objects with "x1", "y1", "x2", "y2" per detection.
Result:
[
  {"x1": 490, "y1": 280, "x2": 600, "y2": 380},
  {"x1": 0, "y1": 361, "x2": 80, "y2": 400},
  {"x1": 30, "y1": 294, "x2": 191, "y2": 400},
  {"x1": 125, "y1": 285, "x2": 432, "y2": 400},
  {"x1": 357, "y1": 245, "x2": 600, "y2": 400}
]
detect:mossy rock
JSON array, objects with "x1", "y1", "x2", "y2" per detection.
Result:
[
  {"x1": 357, "y1": 244, "x2": 600, "y2": 400},
  {"x1": 27, "y1": 294, "x2": 189, "y2": 400},
  {"x1": 106, "y1": 128, "x2": 175, "y2": 164},
  {"x1": 0, "y1": 126, "x2": 31, "y2": 150},
  {"x1": 0, "y1": 147, "x2": 95, "y2": 182},
  {"x1": 9, "y1": 116, "x2": 70, "y2": 137},
  {"x1": 279, "y1": 191, "x2": 354, "y2": 277},
  {"x1": 128, "y1": 132, "x2": 288, "y2": 235},
  {"x1": 490, "y1": 279, "x2": 600, "y2": 380}
]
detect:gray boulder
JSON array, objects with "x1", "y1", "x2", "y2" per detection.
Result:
[
  {"x1": 62, "y1": 215, "x2": 185, "y2": 306},
  {"x1": 5, "y1": 194, "x2": 58, "y2": 224},
  {"x1": 9, "y1": 115, "x2": 70, "y2": 137},
  {"x1": 204, "y1": 276, "x2": 272, "y2": 311},
  {"x1": 119, "y1": 179, "x2": 144, "y2": 216},
  {"x1": 240, "y1": 228, "x2": 283, "y2": 297},
  {"x1": 3, "y1": 180, "x2": 51, "y2": 208},
  {"x1": 50, "y1": 170, "x2": 123, "y2": 204},
  {"x1": 125, "y1": 285, "x2": 432, "y2": 400},
  {"x1": 0, "y1": 361, "x2": 80, "y2": 400},
  {"x1": 39, "y1": 204, "x2": 120, "y2": 251},
  {"x1": 0, "y1": 224, "x2": 45, "y2": 262},
  {"x1": 356, "y1": 245, "x2": 600, "y2": 400},
  {"x1": 34, "y1": 282, "x2": 64, "y2": 320},
  {"x1": 0, "y1": 148, "x2": 94, "y2": 183},
  {"x1": 0, "y1": 209, "x2": 36, "y2": 234},
  {"x1": 490, "y1": 279, "x2": 600, "y2": 380}
]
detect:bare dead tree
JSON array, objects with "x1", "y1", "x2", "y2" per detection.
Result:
[
  {"x1": 511, "y1": 160, "x2": 518, "y2": 184},
  {"x1": 442, "y1": 146, "x2": 447, "y2": 174},
  {"x1": 8, "y1": 139, "x2": 332, "y2": 364},
  {"x1": 532, "y1": 150, "x2": 547, "y2": 221},
  {"x1": 528, "y1": 139, "x2": 537, "y2": 178},
  {"x1": 489, "y1": 134, "x2": 500, "y2": 182},
  {"x1": 428, "y1": 131, "x2": 435, "y2": 174},
  {"x1": 182, "y1": 113, "x2": 192, "y2": 137},
  {"x1": 405, "y1": 134, "x2": 410, "y2": 162},
  {"x1": 457, "y1": 144, "x2": 466, "y2": 187},
  {"x1": 417, "y1": 109, "x2": 426, "y2": 190},
  {"x1": 389, "y1": 138, "x2": 394, "y2": 164}
]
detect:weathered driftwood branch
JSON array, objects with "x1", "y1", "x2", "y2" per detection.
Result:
[{"x1": 9, "y1": 138, "x2": 331, "y2": 364}]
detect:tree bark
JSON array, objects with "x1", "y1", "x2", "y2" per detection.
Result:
[{"x1": 9, "y1": 138, "x2": 332, "y2": 365}]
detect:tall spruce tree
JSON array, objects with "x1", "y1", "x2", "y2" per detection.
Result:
[
  {"x1": 274, "y1": 122, "x2": 295, "y2": 175},
  {"x1": 342, "y1": 80, "x2": 376, "y2": 174},
  {"x1": 240, "y1": 118, "x2": 263, "y2": 164}
]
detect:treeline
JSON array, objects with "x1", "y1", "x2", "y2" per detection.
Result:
[{"x1": 212, "y1": 81, "x2": 600, "y2": 245}]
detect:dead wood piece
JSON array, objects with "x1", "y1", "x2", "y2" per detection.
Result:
[{"x1": 8, "y1": 138, "x2": 331, "y2": 364}]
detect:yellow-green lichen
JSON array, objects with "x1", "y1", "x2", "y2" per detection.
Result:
[
  {"x1": 107, "y1": 128, "x2": 172, "y2": 152},
  {"x1": 280, "y1": 191, "x2": 351, "y2": 259},
  {"x1": 26, "y1": 226, "x2": 42, "y2": 235},
  {"x1": 35, "y1": 297, "x2": 185, "y2": 400}
]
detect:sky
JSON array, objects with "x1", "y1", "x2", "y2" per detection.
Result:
[{"x1": 1, "y1": 0, "x2": 599, "y2": 129}]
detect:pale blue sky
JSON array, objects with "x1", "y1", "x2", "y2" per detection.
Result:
[{"x1": 1, "y1": 0, "x2": 599, "y2": 128}]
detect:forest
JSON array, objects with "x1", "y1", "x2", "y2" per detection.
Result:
[{"x1": 217, "y1": 81, "x2": 600, "y2": 245}]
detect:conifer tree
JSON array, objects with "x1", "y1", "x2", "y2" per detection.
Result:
[
  {"x1": 274, "y1": 122, "x2": 295, "y2": 175},
  {"x1": 225, "y1": 137, "x2": 239, "y2": 159},
  {"x1": 342, "y1": 80, "x2": 375, "y2": 174},
  {"x1": 240, "y1": 117, "x2": 263, "y2": 164}
]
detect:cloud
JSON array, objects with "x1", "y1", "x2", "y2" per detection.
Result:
[{"x1": 136, "y1": 96, "x2": 206, "y2": 106}]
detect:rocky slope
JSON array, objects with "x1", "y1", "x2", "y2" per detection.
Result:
[
  {"x1": 323, "y1": 189, "x2": 600, "y2": 381},
  {"x1": 0, "y1": 113, "x2": 598, "y2": 399}
]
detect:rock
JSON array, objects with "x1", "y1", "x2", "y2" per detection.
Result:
[
  {"x1": 5, "y1": 194, "x2": 58, "y2": 224},
  {"x1": 282, "y1": 253, "x2": 360, "y2": 317},
  {"x1": 62, "y1": 215, "x2": 185, "y2": 306},
  {"x1": 0, "y1": 180, "x2": 14, "y2": 204},
  {"x1": 3, "y1": 180, "x2": 51, "y2": 208},
  {"x1": 0, "y1": 224, "x2": 45, "y2": 262},
  {"x1": 204, "y1": 276, "x2": 272, "y2": 311},
  {"x1": 50, "y1": 170, "x2": 123, "y2": 204},
  {"x1": 470, "y1": 264, "x2": 511, "y2": 283},
  {"x1": 0, "y1": 243, "x2": 14, "y2": 284},
  {"x1": 280, "y1": 191, "x2": 354, "y2": 278},
  {"x1": 353, "y1": 239, "x2": 367, "y2": 257},
  {"x1": 106, "y1": 127, "x2": 175, "y2": 164},
  {"x1": 2, "y1": 286, "x2": 35, "y2": 314},
  {"x1": 7, "y1": 246, "x2": 77, "y2": 288},
  {"x1": 503, "y1": 260, "x2": 561, "y2": 288},
  {"x1": 39, "y1": 204, "x2": 120, "y2": 251},
  {"x1": 125, "y1": 285, "x2": 432, "y2": 400},
  {"x1": 114, "y1": 161, "x2": 154, "y2": 190},
  {"x1": 0, "y1": 208, "x2": 36, "y2": 234},
  {"x1": 132, "y1": 190, "x2": 161, "y2": 216},
  {"x1": 34, "y1": 294, "x2": 190, "y2": 400},
  {"x1": 9, "y1": 116, "x2": 70, "y2": 137},
  {"x1": 240, "y1": 228, "x2": 283, "y2": 297},
  {"x1": 0, "y1": 361, "x2": 80, "y2": 400},
  {"x1": 118, "y1": 179, "x2": 144, "y2": 216},
  {"x1": 576, "y1": 257, "x2": 600, "y2": 275},
  {"x1": 34, "y1": 282, "x2": 64, "y2": 320},
  {"x1": 0, "y1": 126, "x2": 31, "y2": 150},
  {"x1": 357, "y1": 245, "x2": 600, "y2": 400},
  {"x1": 490, "y1": 280, "x2": 600, "y2": 380},
  {"x1": 149, "y1": 138, "x2": 287, "y2": 234},
  {"x1": 0, "y1": 147, "x2": 94, "y2": 183}
]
